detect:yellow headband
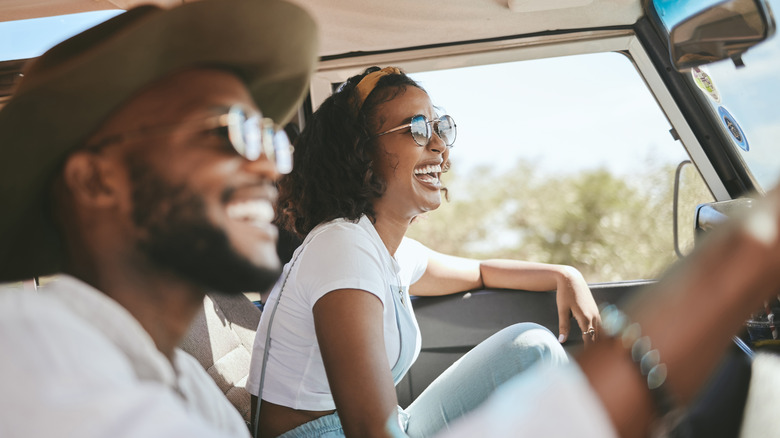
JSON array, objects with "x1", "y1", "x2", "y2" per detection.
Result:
[{"x1": 352, "y1": 66, "x2": 402, "y2": 113}]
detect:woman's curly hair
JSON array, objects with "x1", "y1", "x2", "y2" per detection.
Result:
[{"x1": 276, "y1": 67, "x2": 424, "y2": 238}]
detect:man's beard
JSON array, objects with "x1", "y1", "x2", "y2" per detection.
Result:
[{"x1": 128, "y1": 160, "x2": 281, "y2": 294}]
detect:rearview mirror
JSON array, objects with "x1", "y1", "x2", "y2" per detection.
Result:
[{"x1": 654, "y1": 0, "x2": 776, "y2": 71}]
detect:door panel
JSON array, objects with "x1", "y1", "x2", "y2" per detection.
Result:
[{"x1": 397, "y1": 281, "x2": 649, "y2": 406}]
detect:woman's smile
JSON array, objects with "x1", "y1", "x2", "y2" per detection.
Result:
[{"x1": 413, "y1": 162, "x2": 443, "y2": 189}]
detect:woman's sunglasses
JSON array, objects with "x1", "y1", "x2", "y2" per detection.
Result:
[{"x1": 375, "y1": 114, "x2": 457, "y2": 147}]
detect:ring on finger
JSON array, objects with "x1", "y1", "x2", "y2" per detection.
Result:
[{"x1": 583, "y1": 327, "x2": 596, "y2": 336}]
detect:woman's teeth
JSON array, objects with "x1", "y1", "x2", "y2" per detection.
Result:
[
  {"x1": 226, "y1": 200, "x2": 275, "y2": 225},
  {"x1": 414, "y1": 164, "x2": 442, "y2": 185},
  {"x1": 414, "y1": 164, "x2": 442, "y2": 175}
]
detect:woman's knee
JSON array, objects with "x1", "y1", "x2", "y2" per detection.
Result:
[{"x1": 489, "y1": 322, "x2": 568, "y2": 365}]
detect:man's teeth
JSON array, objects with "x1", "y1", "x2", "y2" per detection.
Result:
[
  {"x1": 414, "y1": 164, "x2": 442, "y2": 175},
  {"x1": 226, "y1": 200, "x2": 274, "y2": 224}
]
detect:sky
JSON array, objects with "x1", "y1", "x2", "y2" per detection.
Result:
[
  {"x1": 2, "y1": 6, "x2": 778, "y2": 189},
  {"x1": 409, "y1": 53, "x2": 688, "y2": 179},
  {"x1": 0, "y1": 10, "x2": 122, "y2": 61}
]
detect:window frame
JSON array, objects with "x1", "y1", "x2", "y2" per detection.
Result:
[{"x1": 309, "y1": 28, "x2": 729, "y2": 202}]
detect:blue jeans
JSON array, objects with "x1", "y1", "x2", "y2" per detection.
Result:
[
  {"x1": 276, "y1": 411, "x2": 343, "y2": 438},
  {"x1": 404, "y1": 323, "x2": 568, "y2": 437},
  {"x1": 276, "y1": 323, "x2": 567, "y2": 438}
]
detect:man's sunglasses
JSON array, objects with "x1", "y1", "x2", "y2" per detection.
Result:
[
  {"x1": 87, "y1": 104, "x2": 293, "y2": 174},
  {"x1": 375, "y1": 114, "x2": 457, "y2": 147}
]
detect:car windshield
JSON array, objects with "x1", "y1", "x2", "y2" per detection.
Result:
[
  {"x1": 654, "y1": 0, "x2": 780, "y2": 192},
  {"x1": 0, "y1": 10, "x2": 122, "y2": 62}
]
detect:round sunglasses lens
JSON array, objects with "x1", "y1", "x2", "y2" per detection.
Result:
[
  {"x1": 241, "y1": 115, "x2": 262, "y2": 161},
  {"x1": 410, "y1": 115, "x2": 431, "y2": 147},
  {"x1": 437, "y1": 115, "x2": 456, "y2": 147},
  {"x1": 227, "y1": 106, "x2": 261, "y2": 160},
  {"x1": 273, "y1": 130, "x2": 293, "y2": 174}
]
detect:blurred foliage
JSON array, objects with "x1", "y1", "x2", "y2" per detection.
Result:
[{"x1": 407, "y1": 158, "x2": 713, "y2": 283}]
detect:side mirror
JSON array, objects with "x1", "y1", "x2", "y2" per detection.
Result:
[
  {"x1": 694, "y1": 198, "x2": 755, "y2": 243},
  {"x1": 655, "y1": 0, "x2": 776, "y2": 71}
]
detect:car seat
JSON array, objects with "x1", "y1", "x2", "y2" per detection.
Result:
[{"x1": 180, "y1": 292, "x2": 261, "y2": 423}]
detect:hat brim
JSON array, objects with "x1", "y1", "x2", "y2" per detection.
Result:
[{"x1": 0, "y1": 0, "x2": 318, "y2": 282}]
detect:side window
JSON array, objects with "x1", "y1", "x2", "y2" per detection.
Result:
[{"x1": 406, "y1": 52, "x2": 713, "y2": 283}]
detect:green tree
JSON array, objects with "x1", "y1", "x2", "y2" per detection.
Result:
[{"x1": 407, "y1": 158, "x2": 713, "y2": 283}]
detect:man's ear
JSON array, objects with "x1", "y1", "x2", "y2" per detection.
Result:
[{"x1": 61, "y1": 151, "x2": 123, "y2": 208}]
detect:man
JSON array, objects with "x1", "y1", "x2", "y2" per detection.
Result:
[{"x1": 0, "y1": 1, "x2": 317, "y2": 437}]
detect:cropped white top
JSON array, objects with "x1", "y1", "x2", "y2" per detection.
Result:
[{"x1": 247, "y1": 215, "x2": 427, "y2": 411}]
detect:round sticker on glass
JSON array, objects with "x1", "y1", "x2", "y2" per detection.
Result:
[
  {"x1": 692, "y1": 67, "x2": 721, "y2": 103},
  {"x1": 718, "y1": 106, "x2": 749, "y2": 151}
]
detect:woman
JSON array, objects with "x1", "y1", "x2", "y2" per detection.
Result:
[{"x1": 247, "y1": 67, "x2": 600, "y2": 438}]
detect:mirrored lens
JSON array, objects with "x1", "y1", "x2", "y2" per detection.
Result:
[
  {"x1": 226, "y1": 105, "x2": 293, "y2": 174},
  {"x1": 435, "y1": 115, "x2": 457, "y2": 147},
  {"x1": 241, "y1": 113, "x2": 263, "y2": 161},
  {"x1": 226, "y1": 106, "x2": 260, "y2": 161},
  {"x1": 273, "y1": 130, "x2": 293, "y2": 174},
  {"x1": 409, "y1": 115, "x2": 432, "y2": 147},
  {"x1": 226, "y1": 109, "x2": 246, "y2": 159}
]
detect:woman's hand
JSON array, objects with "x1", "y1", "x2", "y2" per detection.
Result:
[
  {"x1": 409, "y1": 246, "x2": 601, "y2": 343},
  {"x1": 554, "y1": 266, "x2": 600, "y2": 344}
]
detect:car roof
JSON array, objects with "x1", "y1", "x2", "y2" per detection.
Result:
[{"x1": 3, "y1": 0, "x2": 644, "y2": 58}]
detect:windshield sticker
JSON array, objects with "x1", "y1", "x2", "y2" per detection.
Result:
[
  {"x1": 692, "y1": 67, "x2": 721, "y2": 103},
  {"x1": 718, "y1": 106, "x2": 749, "y2": 152}
]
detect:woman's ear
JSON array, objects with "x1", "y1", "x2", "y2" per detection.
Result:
[{"x1": 61, "y1": 151, "x2": 123, "y2": 208}]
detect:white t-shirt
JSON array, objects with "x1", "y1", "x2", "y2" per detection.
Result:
[
  {"x1": 0, "y1": 275, "x2": 249, "y2": 438},
  {"x1": 247, "y1": 216, "x2": 428, "y2": 410}
]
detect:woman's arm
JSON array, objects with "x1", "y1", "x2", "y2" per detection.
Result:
[
  {"x1": 313, "y1": 289, "x2": 399, "y2": 438},
  {"x1": 410, "y1": 250, "x2": 599, "y2": 341}
]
